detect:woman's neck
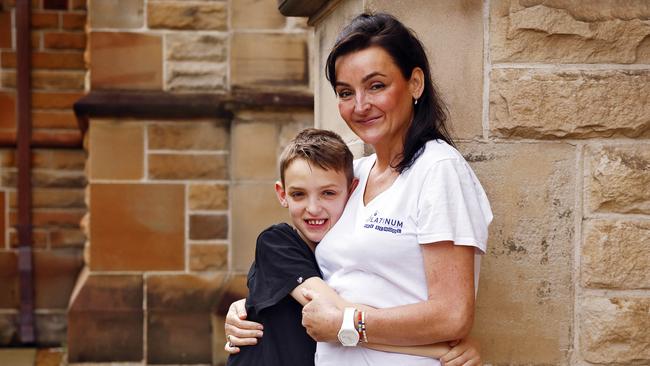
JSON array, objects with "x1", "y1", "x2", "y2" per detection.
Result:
[{"x1": 372, "y1": 139, "x2": 404, "y2": 173}]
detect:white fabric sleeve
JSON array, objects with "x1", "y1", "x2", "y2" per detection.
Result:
[{"x1": 416, "y1": 158, "x2": 492, "y2": 253}]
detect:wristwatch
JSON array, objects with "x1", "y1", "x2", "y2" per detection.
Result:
[{"x1": 337, "y1": 307, "x2": 359, "y2": 346}]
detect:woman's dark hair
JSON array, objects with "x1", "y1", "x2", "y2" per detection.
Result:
[{"x1": 325, "y1": 12, "x2": 454, "y2": 173}]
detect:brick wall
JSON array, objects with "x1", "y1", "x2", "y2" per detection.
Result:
[
  {"x1": 0, "y1": 0, "x2": 87, "y2": 346},
  {"x1": 312, "y1": 1, "x2": 650, "y2": 365}
]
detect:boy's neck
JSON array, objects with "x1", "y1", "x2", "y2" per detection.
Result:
[{"x1": 292, "y1": 224, "x2": 317, "y2": 252}]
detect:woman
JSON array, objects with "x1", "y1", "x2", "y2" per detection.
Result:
[{"x1": 226, "y1": 12, "x2": 492, "y2": 366}]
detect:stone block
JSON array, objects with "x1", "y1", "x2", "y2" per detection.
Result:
[
  {"x1": 188, "y1": 184, "x2": 228, "y2": 210},
  {"x1": 33, "y1": 149, "x2": 86, "y2": 170},
  {"x1": 166, "y1": 60, "x2": 228, "y2": 91},
  {"x1": 2, "y1": 170, "x2": 86, "y2": 188},
  {"x1": 490, "y1": 69, "x2": 650, "y2": 139},
  {"x1": 231, "y1": 33, "x2": 308, "y2": 88},
  {"x1": 582, "y1": 219, "x2": 650, "y2": 289},
  {"x1": 148, "y1": 120, "x2": 228, "y2": 151},
  {"x1": 33, "y1": 110, "x2": 78, "y2": 129},
  {"x1": 0, "y1": 12, "x2": 11, "y2": 48},
  {"x1": 43, "y1": 31, "x2": 86, "y2": 50},
  {"x1": 147, "y1": 0, "x2": 227, "y2": 30},
  {"x1": 32, "y1": 91, "x2": 83, "y2": 109},
  {"x1": 90, "y1": 32, "x2": 162, "y2": 90},
  {"x1": 9, "y1": 188, "x2": 85, "y2": 209},
  {"x1": 62, "y1": 13, "x2": 86, "y2": 30},
  {"x1": 89, "y1": 0, "x2": 143, "y2": 29},
  {"x1": 34, "y1": 249, "x2": 84, "y2": 309},
  {"x1": 231, "y1": 0, "x2": 286, "y2": 30},
  {"x1": 586, "y1": 145, "x2": 650, "y2": 214},
  {"x1": 580, "y1": 296, "x2": 650, "y2": 364},
  {"x1": 232, "y1": 183, "x2": 288, "y2": 271},
  {"x1": 67, "y1": 273, "x2": 144, "y2": 362},
  {"x1": 461, "y1": 142, "x2": 575, "y2": 365},
  {"x1": 367, "y1": 0, "x2": 485, "y2": 139},
  {"x1": 189, "y1": 244, "x2": 228, "y2": 272},
  {"x1": 89, "y1": 119, "x2": 144, "y2": 180},
  {"x1": 231, "y1": 120, "x2": 279, "y2": 180},
  {"x1": 213, "y1": 274, "x2": 248, "y2": 365},
  {"x1": 1, "y1": 51, "x2": 85, "y2": 70},
  {"x1": 0, "y1": 251, "x2": 18, "y2": 308},
  {"x1": 189, "y1": 214, "x2": 228, "y2": 240},
  {"x1": 89, "y1": 183, "x2": 185, "y2": 271},
  {"x1": 490, "y1": 1, "x2": 650, "y2": 63},
  {"x1": 166, "y1": 33, "x2": 227, "y2": 62},
  {"x1": 146, "y1": 273, "x2": 226, "y2": 364},
  {"x1": 148, "y1": 153, "x2": 228, "y2": 180}
]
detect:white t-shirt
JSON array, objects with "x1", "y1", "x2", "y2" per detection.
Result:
[{"x1": 314, "y1": 140, "x2": 493, "y2": 366}]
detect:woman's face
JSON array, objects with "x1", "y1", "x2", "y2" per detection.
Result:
[{"x1": 334, "y1": 46, "x2": 420, "y2": 149}]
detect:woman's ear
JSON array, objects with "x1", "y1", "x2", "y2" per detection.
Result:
[
  {"x1": 409, "y1": 67, "x2": 425, "y2": 100},
  {"x1": 274, "y1": 181, "x2": 288, "y2": 208}
]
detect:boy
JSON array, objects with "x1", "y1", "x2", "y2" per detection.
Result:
[{"x1": 226, "y1": 129, "x2": 480, "y2": 366}]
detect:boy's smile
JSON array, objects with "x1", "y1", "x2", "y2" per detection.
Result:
[{"x1": 275, "y1": 158, "x2": 355, "y2": 249}]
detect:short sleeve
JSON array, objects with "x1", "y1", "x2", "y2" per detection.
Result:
[
  {"x1": 416, "y1": 158, "x2": 493, "y2": 253},
  {"x1": 246, "y1": 225, "x2": 321, "y2": 315}
]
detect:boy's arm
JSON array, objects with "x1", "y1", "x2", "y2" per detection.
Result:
[{"x1": 290, "y1": 277, "x2": 451, "y2": 359}]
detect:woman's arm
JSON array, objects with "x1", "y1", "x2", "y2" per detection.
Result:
[{"x1": 301, "y1": 241, "x2": 476, "y2": 346}]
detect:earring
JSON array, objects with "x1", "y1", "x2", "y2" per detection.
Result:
[{"x1": 414, "y1": 98, "x2": 418, "y2": 105}]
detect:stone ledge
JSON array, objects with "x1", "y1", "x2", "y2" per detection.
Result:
[
  {"x1": 277, "y1": 0, "x2": 328, "y2": 16},
  {"x1": 74, "y1": 90, "x2": 314, "y2": 134}
]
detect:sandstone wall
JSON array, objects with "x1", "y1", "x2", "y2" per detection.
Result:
[
  {"x1": 0, "y1": 0, "x2": 86, "y2": 346},
  {"x1": 313, "y1": 1, "x2": 650, "y2": 365}
]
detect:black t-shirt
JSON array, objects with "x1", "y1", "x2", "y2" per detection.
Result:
[{"x1": 226, "y1": 223, "x2": 322, "y2": 366}]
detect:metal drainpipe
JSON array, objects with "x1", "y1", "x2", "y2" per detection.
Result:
[{"x1": 16, "y1": 0, "x2": 35, "y2": 344}]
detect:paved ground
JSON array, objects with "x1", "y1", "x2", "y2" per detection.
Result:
[{"x1": 0, "y1": 348, "x2": 63, "y2": 366}]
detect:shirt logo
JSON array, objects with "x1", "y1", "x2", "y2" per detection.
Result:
[{"x1": 363, "y1": 211, "x2": 403, "y2": 234}]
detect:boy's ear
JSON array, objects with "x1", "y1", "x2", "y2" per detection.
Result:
[
  {"x1": 275, "y1": 181, "x2": 288, "y2": 208},
  {"x1": 348, "y1": 178, "x2": 359, "y2": 196}
]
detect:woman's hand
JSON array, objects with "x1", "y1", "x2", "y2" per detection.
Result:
[
  {"x1": 440, "y1": 337, "x2": 482, "y2": 366},
  {"x1": 223, "y1": 298, "x2": 264, "y2": 354},
  {"x1": 301, "y1": 289, "x2": 343, "y2": 342}
]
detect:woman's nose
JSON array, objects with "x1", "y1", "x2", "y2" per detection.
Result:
[{"x1": 354, "y1": 93, "x2": 370, "y2": 113}]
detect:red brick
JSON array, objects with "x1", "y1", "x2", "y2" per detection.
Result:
[
  {"x1": 44, "y1": 31, "x2": 86, "y2": 50},
  {"x1": 0, "y1": 251, "x2": 18, "y2": 308},
  {"x1": 62, "y1": 13, "x2": 85, "y2": 30},
  {"x1": 0, "y1": 12, "x2": 11, "y2": 48},
  {"x1": 31, "y1": 12, "x2": 59, "y2": 29},
  {"x1": 33, "y1": 110, "x2": 79, "y2": 129},
  {"x1": 9, "y1": 229, "x2": 49, "y2": 248},
  {"x1": 34, "y1": 249, "x2": 84, "y2": 308},
  {"x1": 0, "y1": 92, "x2": 15, "y2": 129},
  {"x1": 0, "y1": 192, "x2": 4, "y2": 247},
  {"x1": 50, "y1": 228, "x2": 85, "y2": 248},
  {"x1": 43, "y1": 0, "x2": 67, "y2": 10},
  {"x1": 35, "y1": 349, "x2": 64, "y2": 366},
  {"x1": 31, "y1": 32, "x2": 41, "y2": 49},
  {"x1": 9, "y1": 209, "x2": 84, "y2": 228},
  {"x1": 1, "y1": 51, "x2": 85, "y2": 69},
  {"x1": 32, "y1": 91, "x2": 84, "y2": 109},
  {"x1": 33, "y1": 129, "x2": 83, "y2": 146}
]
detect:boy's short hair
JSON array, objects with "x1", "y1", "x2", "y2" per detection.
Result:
[{"x1": 279, "y1": 128, "x2": 354, "y2": 187}]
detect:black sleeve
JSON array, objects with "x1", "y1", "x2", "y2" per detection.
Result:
[{"x1": 246, "y1": 224, "x2": 321, "y2": 315}]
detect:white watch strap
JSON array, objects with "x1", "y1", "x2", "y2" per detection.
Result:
[{"x1": 342, "y1": 307, "x2": 355, "y2": 329}]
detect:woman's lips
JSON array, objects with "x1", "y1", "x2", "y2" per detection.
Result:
[{"x1": 356, "y1": 116, "x2": 381, "y2": 124}]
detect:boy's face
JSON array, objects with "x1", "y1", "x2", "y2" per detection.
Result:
[{"x1": 275, "y1": 158, "x2": 355, "y2": 247}]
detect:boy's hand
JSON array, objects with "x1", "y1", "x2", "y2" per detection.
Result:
[
  {"x1": 440, "y1": 337, "x2": 482, "y2": 366},
  {"x1": 224, "y1": 299, "x2": 264, "y2": 354}
]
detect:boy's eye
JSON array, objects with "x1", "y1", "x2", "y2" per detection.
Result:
[
  {"x1": 289, "y1": 192, "x2": 304, "y2": 198},
  {"x1": 323, "y1": 190, "x2": 337, "y2": 197}
]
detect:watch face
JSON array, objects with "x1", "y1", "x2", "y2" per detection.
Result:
[{"x1": 338, "y1": 329, "x2": 359, "y2": 346}]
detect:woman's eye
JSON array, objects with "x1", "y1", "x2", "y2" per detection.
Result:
[
  {"x1": 370, "y1": 83, "x2": 385, "y2": 90},
  {"x1": 337, "y1": 90, "x2": 352, "y2": 99}
]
